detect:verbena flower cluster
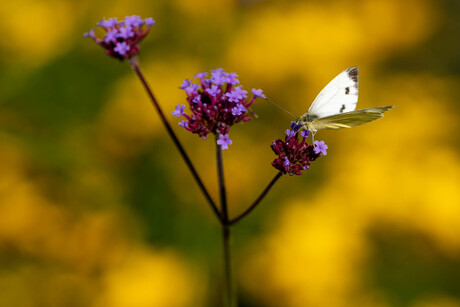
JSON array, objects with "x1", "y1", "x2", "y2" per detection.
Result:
[
  {"x1": 271, "y1": 123, "x2": 327, "y2": 175},
  {"x1": 173, "y1": 68, "x2": 265, "y2": 149},
  {"x1": 84, "y1": 15, "x2": 155, "y2": 60}
]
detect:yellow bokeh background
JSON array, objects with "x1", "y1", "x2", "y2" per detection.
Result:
[{"x1": 1, "y1": 0, "x2": 460, "y2": 306}]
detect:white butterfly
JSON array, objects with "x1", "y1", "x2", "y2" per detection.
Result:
[{"x1": 294, "y1": 67, "x2": 393, "y2": 138}]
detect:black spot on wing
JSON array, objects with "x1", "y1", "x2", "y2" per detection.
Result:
[
  {"x1": 345, "y1": 87, "x2": 350, "y2": 94},
  {"x1": 340, "y1": 104, "x2": 345, "y2": 113},
  {"x1": 347, "y1": 67, "x2": 358, "y2": 83}
]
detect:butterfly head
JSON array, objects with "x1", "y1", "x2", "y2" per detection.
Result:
[
  {"x1": 293, "y1": 113, "x2": 319, "y2": 134},
  {"x1": 291, "y1": 118, "x2": 304, "y2": 132}
]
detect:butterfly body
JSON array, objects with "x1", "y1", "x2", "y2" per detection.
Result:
[{"x1": 294, "y1": 67, "x2": 393, "y2": 134}]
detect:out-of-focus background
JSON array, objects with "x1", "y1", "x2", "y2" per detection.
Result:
[{"x1": 1, "y1": 0, "x2": 460, "y2": 306}]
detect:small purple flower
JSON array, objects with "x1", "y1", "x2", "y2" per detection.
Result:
[
  {"x1": 314, "y1": 140, "x2": 328, "y2": 155},
  {"x1": 114, "y1": 42, "x2": 130, "y2": 55},
  {"x1": 284, "y1": 157, "x2": 290, "y2": 167},
  {"x1": 180, "y1": 79, "x2": 191, "y2": 89},
  {"x1": 104, "y1": 30, "x2": 118, "y2": 43},
  {"x1": 83, "y1": 29, "x2": 95, "y2": 39},
  {"x1": 97, "y1": 17, "x2": 118, "y2": 28},
  {"x1": 224, "y1": 72, "x2": 239, "y2": 85},
  {"x1": 217, "y1": 134, "x2": 232, "y2": 150},
  {"x1": 118, "y1": 26, "x2": 135, "y2": 39},
  {"x1": 290, "y1": 121, "x2": 303, "y2": 132},
  {"x1": 145, "y1": 18, "x2": 156, "y2": 26},
  {"x1": 185, "y1": 83, "x2": 201, "y2": 95},
  {"x1": 233, "y1": 86, "x2": 248, "y2": 99},
  {"x1": 194, "y1": 72, "x2": 208, "y2": 79},
  {"x1": 179, "y1": 120, "x2": 188, "y2": 128},
  {"x1": 124, "y1": 15, "x2": 144, "y2": 27},
  {"x1": 251, "y1": 88, "x2": 265, "y2": 98},
  {"x1": 211, "y1": 68, "x2": 226, "y2": 85},
  {"x1": 301, "y1": 130, "x2": 309, "y2": 138},
  {"x1": 192, "y1": 95, "x2": 201, "y2": 103},
  {"x1": 225, "y1": 87, "x2": 248, "y2": 102},
  {"x1": 225, "y1": 91, "x2": 240, "y2": 102},
  {"x1": 285, "y1": 129, "x2": 296, "y2": 138},
  {"x1": 231, "y1": 104, "x2": 247, "y2": 116},
  {"x1": 85, "y1": 15, "x2": 155, "y2": 61},
  {"x1": 211, "y1": 68, "x2": 224, "y2": 76},
  {"x1": 172, "y1": 104, "x2": 186, "y2": 117},
  {"x1": 206, "y1": 85, "x2": 221, "y2": 97}
]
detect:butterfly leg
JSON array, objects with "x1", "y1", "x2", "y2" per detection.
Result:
[{"x1": 311, "y1": 130, "x2": 316, "y2": 144}]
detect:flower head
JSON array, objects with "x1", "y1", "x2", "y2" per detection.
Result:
[
  {"x1": 271, "y1": 128, "x2": 324, "y2": 175},
  {"x1": 84, "y1": 15, "x2": 155, "y2": 61},
  {"x1": 173, "y1": 68, "x2": 264, "y2": 147}
]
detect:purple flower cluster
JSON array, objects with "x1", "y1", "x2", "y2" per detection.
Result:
[
  {"x1": 174, "y1": 68, "x2": 265, "y2": 149},
  {"x1": 84, "y1": 15, "x2": 155, "y2": 60},
  {"x1": 271, "y1": 123, "x2": 327, "y2": 175}
]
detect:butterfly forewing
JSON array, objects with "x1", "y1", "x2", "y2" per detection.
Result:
[
  {"x1": 306, "y1": 67, "x2": 359, "y2": 119},
  {"x1": 295, "y1": 67, "x2": 393, "y2": 133}
]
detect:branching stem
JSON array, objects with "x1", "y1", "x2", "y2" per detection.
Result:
[{"x1": 130, "y1": 58, "x2": 222, "y2": 222}]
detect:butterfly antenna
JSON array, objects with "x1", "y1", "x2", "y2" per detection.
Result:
[{"x1": 264, "y1": 97, "x2": 296, "y2": 118}]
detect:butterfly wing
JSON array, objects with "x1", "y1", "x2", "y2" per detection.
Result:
[
  {"x1": 309, "y1": 106, "x2": 394, "y2": 130},
  {"x1": 307, "y1": 67, "x2": 359, "y2": 118}
]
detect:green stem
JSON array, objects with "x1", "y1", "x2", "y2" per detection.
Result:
[{"x1": 222, "y1": 224, "x2": 234, "y2": 307}]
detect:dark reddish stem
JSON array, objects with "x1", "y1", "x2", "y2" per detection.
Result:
[
  {"x1": 215, "y1": 134, "x2": 235, "y2": 307},
  {"x1": 215, "y1": 134, "x2": 228, "y2": 223},
  {"x1": 129, "y1": 58, "x2": 222, "y2": 222},
  {"x1": 229, "y1": 172, "x2": 283, "y2": 225}
]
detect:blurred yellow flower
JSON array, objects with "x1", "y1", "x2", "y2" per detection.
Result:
[
  {"x1": 96, "y1": 248, "x2": 205, "y2": 307},
  {"x1": 239, "y1": 74, "x2": 460, "y2": 306},
  {"x1": 240, "y1": 202, "x2": 366, "y2": 307},
  {"x1": 171, "y1": 0, "x2": 235, "y2": 16},
  {"x1": 0, "y1": 0, "x2": 78, "y2": 66},
  {"x1": 0, "y1": 133, "x2": 205, "y2": 307},
  {"x1": 226, "y1": 0, "x2": 437, "y2": 92}
]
